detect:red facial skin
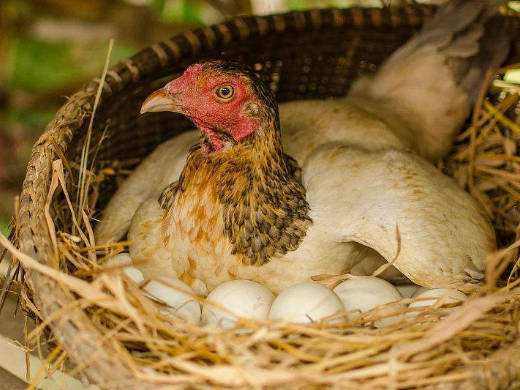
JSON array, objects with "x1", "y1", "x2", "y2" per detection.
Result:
[{"x1": 165, "y1": 64, "x2": 261, "y2": 153}]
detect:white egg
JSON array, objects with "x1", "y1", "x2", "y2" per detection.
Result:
[
  {"x1": 104, "y1": 253, "x2": 144, "y2": 284},
  {"x1": 269, "y1": 282, "x2": 345, "y2": 324},
  {"x1": 202, "y1": 280, "x2": 274, "y2": 329},
  {"x1": 144, "y1": 278, "x2": 201, "y2": 324},
  {"x1": 122, "y1": 266, "x2": 145, "y2": 284},
  {"x1": 409, "y1": 288, "x2": 466, "y2": 310},
  {"x1": 333, "y1": 276, "x2": 403, "y2": 328},
  {"x1": 395, "y1": 284, "x2": 420, "y2": 298}
]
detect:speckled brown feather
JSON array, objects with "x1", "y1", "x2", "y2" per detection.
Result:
[
  {"x1": 158, "y1": 181, "x2": 179, "y2": 210},
  {"x1": 159, "y1": 83, "x2": 311, "y2": 266}
]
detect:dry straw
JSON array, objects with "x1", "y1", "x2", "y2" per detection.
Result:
[{"x1": 1, "y1": 4, "x2": 520, "y2": 389}]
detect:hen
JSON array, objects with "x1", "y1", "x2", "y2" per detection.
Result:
[{"x1": 95, "y1": 0, "x2": 509, "y2": 293}]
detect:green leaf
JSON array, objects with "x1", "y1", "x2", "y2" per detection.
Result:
[
  {"x1": 0, "y1": 220, "x2": 10, "y2": 237},
  {"x1": 288, "y1": 0, "x2": 306, "y2": 10},
  {"x1": 161, "y1": 0, "x2": 186, "y2": 23},
  {"x1": 159, "y1": 0, "x2": 204, "y2": 24},
  {"x1": 182, "y1": 1, "x2": 202, "y2": 24},
  {"x1": 151, "y1": 0, "x2": 167, "y2": 14}
]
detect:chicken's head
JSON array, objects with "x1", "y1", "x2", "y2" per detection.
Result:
[{"x1": 141, "y1": 61, "x2": 278, "y2": 154}]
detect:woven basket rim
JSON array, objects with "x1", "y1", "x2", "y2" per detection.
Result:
[{"x1": 14, "y1": 4, "x2": 520, "y2": 387}]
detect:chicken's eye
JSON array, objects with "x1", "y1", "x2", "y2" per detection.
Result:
[{"x1": 215, "y1": 85, "x2": 235, "y2": 101}]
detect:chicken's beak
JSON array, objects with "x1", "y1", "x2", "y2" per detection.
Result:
[{"x1": 140, "y1": 88, "x2": 179, "y2": 114}]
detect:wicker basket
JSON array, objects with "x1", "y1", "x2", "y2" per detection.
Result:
[{"x1": 13, "y1": 4, "x2": 520, "y2": 388}]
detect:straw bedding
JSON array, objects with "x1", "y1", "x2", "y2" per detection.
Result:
[{"x1": 2, "y1": 4, "x2": 520, "y2": 389}]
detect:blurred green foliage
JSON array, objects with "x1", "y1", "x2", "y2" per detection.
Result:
[
  {"x1": 7, "y1": 39, "x2": 78, "y2": 92},
  {"x1": 160, "y1": 0, "x2": 200, "y2": 24},
  {"x1": 7, "y1": 39, "x2": 136, "y2": 92},
  {"x1": 5, "y1": 108, "x2": 54, "y2": 130},
  {"x1": 0, "y1": 222, "x2": 10, "y2": 237},
  {"x1": 287, "y1": 0, "x2": 382, "y2": 10}
]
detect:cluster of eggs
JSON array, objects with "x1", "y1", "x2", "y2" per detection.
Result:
[{"x1": 107, "y1": 253, "x2": 467, "y2": 328}]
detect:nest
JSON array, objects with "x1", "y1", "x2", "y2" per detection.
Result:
[{"x1": 3, "y1": 4, "x2": 520, "y2": 389}]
